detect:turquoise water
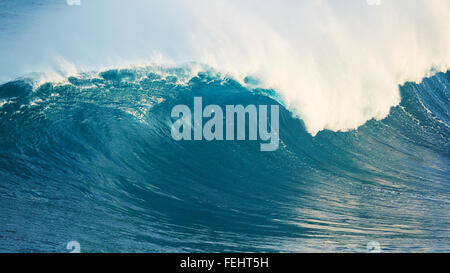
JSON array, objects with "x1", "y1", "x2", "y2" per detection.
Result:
[
  {"x1": 0, "y1": 67, "x2": 448, "y2": 252},
  {"x1": 0, "y1": 0, "x2": 449, "y2": 253}
]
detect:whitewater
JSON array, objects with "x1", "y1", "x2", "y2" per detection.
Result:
[{"x1": 0, "y1": 0, "x2": 449, "y2": 252}]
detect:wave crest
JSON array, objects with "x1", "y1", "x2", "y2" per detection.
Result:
[{"x1": 0, "y1": 0, "x2": 449, "y2": 135}]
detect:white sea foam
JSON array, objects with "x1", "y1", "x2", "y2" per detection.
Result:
[{"x1": 0, "y1": 0, "x2": 449, "y2": 135}]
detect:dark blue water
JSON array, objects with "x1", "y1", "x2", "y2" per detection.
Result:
[{"x1": 0, "y1": 67, "x2": 448, "y2": 252}]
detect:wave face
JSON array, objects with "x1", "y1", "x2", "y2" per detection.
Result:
[{"x1": 0, "y1": 67, "x2": 449, "y2": 252}]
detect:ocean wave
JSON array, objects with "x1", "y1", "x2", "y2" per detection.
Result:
[
  {"x1": 1, "y1": 0, "x2": 449, "y2": 135},
  {"x1": 0, "y1": 67, "x2": 448, "y2": 252}
]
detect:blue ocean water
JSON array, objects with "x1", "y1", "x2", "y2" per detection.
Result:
[
  {"x1": 0, "y1": 0, "x2": 449, "y2": 253},
  {"x1": 0, "y1": 67, "x2": 448, "y2": 252}
]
